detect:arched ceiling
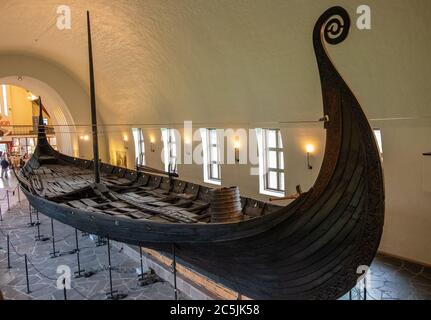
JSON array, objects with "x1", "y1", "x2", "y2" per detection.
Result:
[{"x1": 1, "y1": 0, "x2": 431, "y2": 126}]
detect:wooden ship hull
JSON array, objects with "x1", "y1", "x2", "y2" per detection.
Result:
[{"x1": 17, "y1": 7, "x2": 384, "y2": 300}]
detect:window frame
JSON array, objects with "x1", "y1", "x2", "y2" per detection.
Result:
[
  {"x1": 373, "y1": 128, "x2": 383, "y2": 156},
  {"x1": 132, "y1": 128, "x2": 146, "y2": 166},
  {"x1": 200, "y1": 128, "x2": 222, "y2": 185},
  {"x1": 162, "y1": 128, "x2": 178, "y2": 173},
  {"x1": 257, "y1": 128, "x2": 285, "y2": 197},
  {"x1": 1, "y1": 84, "x2": 8, "y2": 116}
]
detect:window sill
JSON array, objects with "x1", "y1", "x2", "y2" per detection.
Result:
[
  {"x1": 204, "y1": 179, "x2": 222, "y2": 186},
  {"x1": 260, "y1": 189, "x2": 285, "y2": 198}
]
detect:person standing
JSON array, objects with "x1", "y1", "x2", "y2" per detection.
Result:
[{"x1": 1, "y1": 156, "x2": 9, "y2": 179}]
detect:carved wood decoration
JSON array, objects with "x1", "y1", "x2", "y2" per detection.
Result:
[{"x1": 18, "y1": 6, "x2": 384, "y2": 300}]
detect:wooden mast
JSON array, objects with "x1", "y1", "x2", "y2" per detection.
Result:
[
  {"x1": 37, "y1": 97, "x2": 45, "y2": 137},
  {"x1": 86, "y1": 11, "x2": 101, "y2": 184}
]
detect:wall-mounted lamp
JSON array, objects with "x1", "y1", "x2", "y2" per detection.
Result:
[
  {"x1": 234, "y1": 136, "x2": 240, "y2": 164},
  {"x1": 123, "y1": 135, "x2": 129, "y2": 150},
  {"x1": 150, "y1": 136, "x2": 156, "y2": 152},
  {"x1": 80, "y1": 135, "x2": 90, "y2": 142},
  {"x1": 306, "y1": 144, "x2": 315, "y2": 170}
]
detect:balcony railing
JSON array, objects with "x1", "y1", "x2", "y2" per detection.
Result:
[{"x1": 1, "y1": 125, "x2": 55, "y2": 136}]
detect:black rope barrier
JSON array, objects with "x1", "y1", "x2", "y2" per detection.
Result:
[
  {"x1": 0, "y1": 214, "x2": 123, "y2": 300},
  {"x1": 0, "y1": 200, "x2": 154, "y2": 301}
]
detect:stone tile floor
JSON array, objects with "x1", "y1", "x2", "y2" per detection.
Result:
[
  {"x1": 0, "y1": 199, "x2": 188, "y2": 300},
  {"x1": 0, "y1": 189, "x2": 430, "y2": 300},
  {"x1": 340, "y1": 253, "x2": 431, "y2": 300}
]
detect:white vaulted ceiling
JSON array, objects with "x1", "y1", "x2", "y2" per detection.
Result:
[{"x1": 0, "y1": 0, "x2": 431, "y2": 126}]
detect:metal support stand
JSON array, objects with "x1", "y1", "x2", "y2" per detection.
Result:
[
  {"x1": 7, "y1": 235, "x2": 11, "y2": 269},
  {"x1": 28, "y1": 207, "x2": 35, "y2": 227},
  {"x1": 0, "y1": 207, "x2": 3, "y2": 222},
  {"x1": 349, "y1": 290, "x2": 352, "y2": 300},
  {"x1": 105, "y1": 238, "x2": 127, "y2": 300},
  {"x1": 74, "y1": 229, "x2": 85, "y2": 278},
  {"x1": 35, "y1": 211, "x2": 49, "y2": 242},
  {"x1": 35, "y1": 222, "x2": 42, "y2": 241},
  {"x1": 35, "y1": 210, "x2": 41, "y2": 226},
  {"x1": 49, "y1": 219, "x2": 59, "y2": 258},
  {"x1": 17, "y1": 187, "x2": 21, "y2": 203},
  {"x1": 25, "y1": 254, "x2": 31, "y2": 294},
  {"x1": 96, "y1": 236, "x2": 107, "y2": 247},
  {"x1": 172, "y1": 243, "x2": 178, "y2": 301}
]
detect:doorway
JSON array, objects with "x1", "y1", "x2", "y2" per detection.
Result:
[{"x1": 0, "y1": 143, "x2": 7, "y2": 155}]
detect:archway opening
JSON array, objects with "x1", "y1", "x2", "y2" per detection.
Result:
[{"x1": 0, "y1": 76, "x2": 78, "y2": 159}]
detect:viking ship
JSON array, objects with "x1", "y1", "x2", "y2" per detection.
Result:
[{"x1": 17, "y1": 6, "x2": 384, "y2": 300}]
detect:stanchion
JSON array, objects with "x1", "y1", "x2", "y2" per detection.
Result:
[
  {"x1": 74, "y1": 229, "x2": 85, "y2": 278},
  {"x1": 17, "y1": 187, "x2": 21, "y2": 203},
  {"x1": 0, "y1": 207, "x2": 3, "y2": 222},
  {"x1": 6, "y1": 191, "x2": 10, "y2": 211},
  {"x1": 105, "y1": 238, "x2": 127, "y2": 300},
  {"x1": 25, "y1": 254, "x2": 31, "y2": 294},
  {"x1": 49, "y1": 219, "x2": 59, "y2": 258},
  {"x1": 363, "y1": 277, "x2": 367, "y2": 301},
  {"x1": 139, "y1": 246, "x2": 145, "y2": 280},
  {"x1": 106, "y1": 238, "x2": 115, "y2": 299},
  {"x1": 349, "y1": 290, "x2": 352, "y2": 300},
  {"x1": 7, "y1": 235, "x2": 11, "y2": 269},
  {"x1": 172, "y1": 243, "x2": 178, "y2": 301},
  {"x1": 63, "y1": 278, "x2": 67, "y2": 300}
]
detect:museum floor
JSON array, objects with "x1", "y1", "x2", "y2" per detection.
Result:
[
  {"x1": 0, "y1": 174, "x2": 187, "y2": 300},
  {"x1": 0, "y1": 173, "x2": 430, "y2": 300}
]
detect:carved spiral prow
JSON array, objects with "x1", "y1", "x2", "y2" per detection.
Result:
[
  {"x1": 318, "y1": 6, "x2": 351, "y2": 45},
  {"x1": 313, "y1": 6, "x2": 351, "y2": 87}
]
